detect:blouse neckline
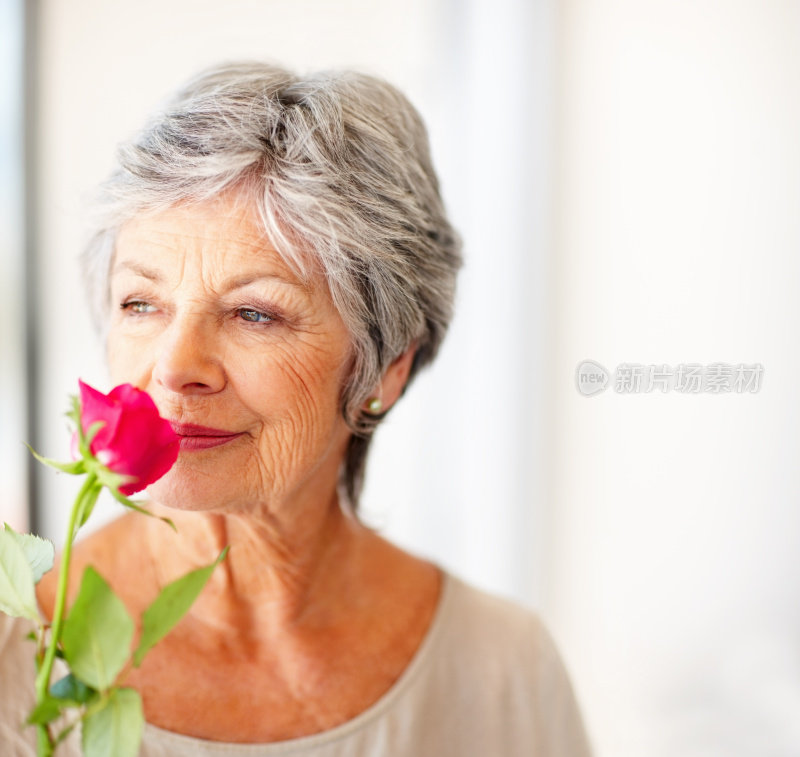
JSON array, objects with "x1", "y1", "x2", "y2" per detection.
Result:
[{"x1": 142, "y1": 570, "x2": 455, "y2": 753}]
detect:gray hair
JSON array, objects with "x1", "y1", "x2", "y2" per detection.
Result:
[{"x1": 82, "y1": 61, "x2": 462, "y2": 507}]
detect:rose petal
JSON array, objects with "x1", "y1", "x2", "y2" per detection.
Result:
[{"x1": 77, "y1": 381, "x2": 180, "y2": 495}]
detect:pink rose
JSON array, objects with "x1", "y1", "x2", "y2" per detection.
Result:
[{"x1": 78, "y1": 380, "x2": 179, "y2": 495}]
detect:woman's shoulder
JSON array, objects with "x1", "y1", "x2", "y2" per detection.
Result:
[
  {"x1": 0, "y1": 610, "x2": 36, "y2": 663},
  {"x1": 420, "y1": 573, "x2": 593, "y2": 755},
  {"x1": 36, "y1": 513, "x2": 147, "y2": 621},
  {"x1": 0, "y1": 612, "x2": 40, "y2": 755},
  {"x1": 440, "y1": 574, "x2": 561, "y2": 663}
]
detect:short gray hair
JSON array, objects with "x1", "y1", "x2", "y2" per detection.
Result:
[{"x1": 83, "y1": 61, "x2": 462, "y2": 507}]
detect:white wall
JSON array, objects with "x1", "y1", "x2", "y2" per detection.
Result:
[
  {"x1": 553, "y1": 1, "x2": 800, "y2": 755},
  {"x1": 0, "y1": 0, "x2": 27, "y2": 533}
]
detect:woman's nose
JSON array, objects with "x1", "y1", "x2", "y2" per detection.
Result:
[{"x1": 152, "y1": 316, "x2": 226, "y2": 395}]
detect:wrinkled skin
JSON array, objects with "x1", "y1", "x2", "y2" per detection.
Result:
[
  {"x1": 40, "y1": 193, "x2": 442, "y2": 743},
  {"x1": 107, "y1": 195, "x2": 354, "y2": 520}
]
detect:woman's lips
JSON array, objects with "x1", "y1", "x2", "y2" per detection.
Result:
[{"x1": 170, "y1": 422, "x2": 244, "y2": 451}]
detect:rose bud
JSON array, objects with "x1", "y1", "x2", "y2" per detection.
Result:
[{"x1": 78, "y1": 380, "x2": 180, "y2": 495}]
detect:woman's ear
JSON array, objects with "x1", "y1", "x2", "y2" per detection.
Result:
[{"x1": 368, "y1": 343, "x2": 417, "y2": 413}]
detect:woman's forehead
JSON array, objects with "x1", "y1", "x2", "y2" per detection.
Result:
[{"x1": 113, "y1": 197, "x2": 316, "y2": 289}]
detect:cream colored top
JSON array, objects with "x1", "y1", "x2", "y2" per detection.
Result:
[{"x1": 0, "y1": 573, "x2": 591, "y2": 756}]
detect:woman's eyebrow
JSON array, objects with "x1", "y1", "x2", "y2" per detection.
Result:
[
  {"x1": 224, "y1": 273, "x2": 308, "y2": 291},
  {"x1": 112, "y1": 261, "x2": 308, "y2": 292},
  {"x1": 111, "y1": 260, "x2": 162, "y2": 281}
]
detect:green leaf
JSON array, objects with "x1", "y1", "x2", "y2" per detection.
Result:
[
  {"x1": 84, "y1": 421, "x2": 105, "y2": 448},
  {"x1": 82, "y1": 688, "x2": 143, "y2": 757},
  {"x1": 68, "y1": 392, "x2": 104, "y2": 459},
  {"x1": 3, "y1": 524, "x2": 54, "y2": 583},
  {"x1": 94, "y1": 467, "x2": 126, "y2": 491},
  {"x1": 53, "y1": 721, "x2": 78, "y2": 748},
  {"x1": 75, "y1": 483, "x2": 102, "y2": 529},
  {"x1": 26, "y1": 445, "x2": 85, "y2": 475},
  {"x1": 66, "y1": 395, "x2": 81, "y2": 428},
  {"x1": 108, "y1": 489, "x2": 176, "y2": 532},
  {"x1": 61, "y1": 567, "x2": 134, "y2": 690},
  {"x1": 133, "y1": 548, "x2": 228, "y2": 667},
  {"x1": 51, "y1": 673, "x2": 97, "y2": 705},
  {"x1": 0, "y1": 526, "x2": 38, "y2": 620},
  {"x1": 26, "y1": 695, "x2": 64, "y2": 725}
]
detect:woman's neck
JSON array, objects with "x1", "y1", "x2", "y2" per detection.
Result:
[
  {"x1": 35, "y1": 496, "x2": 443, "y2": 742},
  {"x1": 142, "y1": 495, "x2": 371, "y2": 635}
]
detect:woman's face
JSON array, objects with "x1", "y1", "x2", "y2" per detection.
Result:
[{"x1": 107, "y1": 195, "x2": 353, "y2": 516}]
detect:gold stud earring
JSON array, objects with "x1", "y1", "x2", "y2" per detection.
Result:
[{"x1": 367, "y1": 397, "x2": 383, "y2": 414}]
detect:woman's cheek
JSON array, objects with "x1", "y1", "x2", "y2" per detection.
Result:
[{"x1": 107, "y1": 333, "x2": 149, "y2": 387}]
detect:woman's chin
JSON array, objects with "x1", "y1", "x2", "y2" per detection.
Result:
[{"x1": 144, "y1": 470, "x2": 234, "y2": 514}]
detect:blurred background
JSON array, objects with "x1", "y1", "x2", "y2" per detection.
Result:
[{"x1": 2, "y1": 0, "x2": 799, "y2": 754}]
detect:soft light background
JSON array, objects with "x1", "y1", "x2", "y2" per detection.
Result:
[
  {"x1": 0, "y1": 0, "x2": 27, "y2": 542},
  {"x1": 2, "y1": 1, "x2": 798, "y2": 756}
]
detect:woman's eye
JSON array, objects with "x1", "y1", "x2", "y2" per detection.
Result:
[
  {"x1": 238, "y1": 308, "x2": 273, "y2": 324},
  {"x1": 121, "y1": 300, "x2": 156, "y2": 314}
]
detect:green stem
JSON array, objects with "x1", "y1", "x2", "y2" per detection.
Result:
[
  {"x1": 33, "y1": 472, "x2": 100, "y2": 753},
  {"x1": 36, "y1": 725, "x2": 52, "y2": 757}
]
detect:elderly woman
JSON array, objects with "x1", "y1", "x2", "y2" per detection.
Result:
[{"x1": 1, "y1": 62, "x2": 590, "y2": 756}]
